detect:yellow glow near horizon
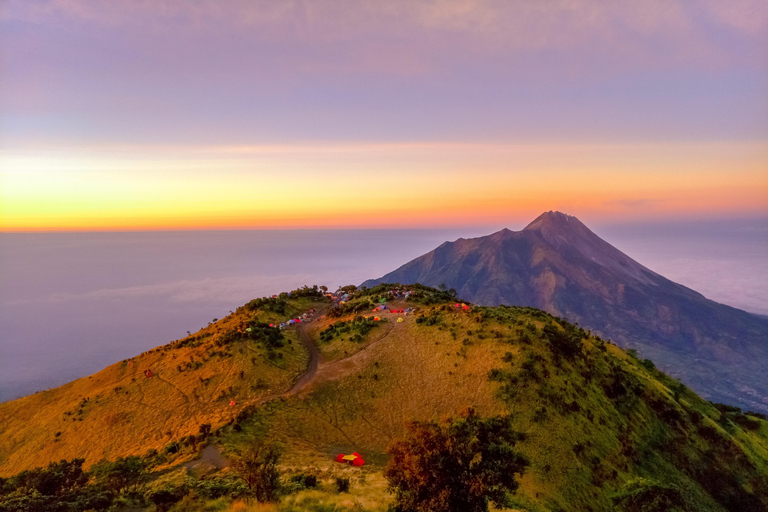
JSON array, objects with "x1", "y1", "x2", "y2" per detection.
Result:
[{"x1": 1, "y1": 141, "x2": 766, "y2": 231}]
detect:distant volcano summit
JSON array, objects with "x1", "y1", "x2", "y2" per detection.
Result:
[{"x1": 363, "y1": 211, "x2": 768, "y2": 412}]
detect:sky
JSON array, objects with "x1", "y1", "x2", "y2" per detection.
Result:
[{"x1": 1, "y1": 0, "x2": 767, "y2": 230}]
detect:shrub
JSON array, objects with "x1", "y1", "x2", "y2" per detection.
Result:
[
  {"x1": 290, "y1": 473, "x2": 319, "y2": 489},
  {"x1": 385, "y1": 408, "x2": 528, "y2": 512},
  {"x1": 335, "y1": 477, "x2": 350, "y2": 493},
  {"x1": 232, "y1": 441, "x2": 283, "y2": 502},
  {"x1": 148, "y1": 484, "x2": 187, "y2": 512},
  {"x1": 610, "y1": 477, "x2": 686, "y2": 512}
]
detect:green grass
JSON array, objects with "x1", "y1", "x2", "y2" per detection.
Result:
[{"x1": 3, "y1": 285, "x2": 767, "y2": 512}]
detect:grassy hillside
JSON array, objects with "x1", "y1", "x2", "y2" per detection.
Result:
[
  {"x1": 2, "y1": 283, "x2": 767, "y2": 512},
  {"x1": 0, "y1": 287, "x2": 327, "y2": 476},
  {"x1": 221, "y1": 284, "x2": 768, "y2": 512}
]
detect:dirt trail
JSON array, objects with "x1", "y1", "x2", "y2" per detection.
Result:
[
  {"x1": 206, "y1": 305, "x2": 403, "y2": 466},
  {"x1": 241, "y1": 305, "x2": 400, "y2": 405},
  {"x1": 285, "y1": 312, "x2": 323, "y2": 395},
  {"x1": 237, "y1": 307, "x2": 326, "y2": 408}
]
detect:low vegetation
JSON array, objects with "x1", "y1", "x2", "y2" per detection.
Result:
[{"x1": 1, "y1": 284, "x2": 766, "y2": 512}]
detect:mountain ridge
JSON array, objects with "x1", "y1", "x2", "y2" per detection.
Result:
[
  {"x1": 1, "y1": 284, "x2": 767, "y2": 512},
  {"x1": 361, "y1": 211, "x2": 768, "y2": 413}
]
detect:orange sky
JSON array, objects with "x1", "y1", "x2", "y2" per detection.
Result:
[{"x1": 2, "y1": 141, "x2": 766, "y2": 231}]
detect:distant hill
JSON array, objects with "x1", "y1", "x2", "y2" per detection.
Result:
[
  {"x1": 1, "y1": 284, "x2": 767, "y2": 512},
  {"x1": 362, "y1": 211, "x2": 768, "y2": 414}
]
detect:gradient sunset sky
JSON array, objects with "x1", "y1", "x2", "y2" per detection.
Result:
[{"x1": 1, "y1": 0, "x2": 766, "y2": 231}]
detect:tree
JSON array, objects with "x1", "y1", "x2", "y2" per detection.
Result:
[
  {"x1": 384, "y1": 409, "x2": 529, "y2": 512},
  {"x1": 90, "y1": 455, "x2": 148, "y2": 494},
  {"x1": 232, "y1": 441, "x2": 282, "y2": 502}
]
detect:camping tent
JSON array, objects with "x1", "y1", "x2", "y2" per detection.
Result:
[{"x1": 335, "y1": 452, "x2": 365, "y2": 466}]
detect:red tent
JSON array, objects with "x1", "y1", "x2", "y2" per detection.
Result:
[{"x1": 335, "y1": 452, "x2": 365, "y2": 466}]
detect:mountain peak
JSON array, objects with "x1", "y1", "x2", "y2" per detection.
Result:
[{"x1": 523, "y1": 211, "x2": 583, "y2": 233}]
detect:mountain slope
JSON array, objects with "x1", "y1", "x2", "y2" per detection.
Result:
[
  {"x1": 1, "y1": 285, "x2": 767, "y2": 512},
  {"x1": 362, "y1": 211, "x2": 768, "y2": 413},
  {"x1": 0, "y1": 288, "x2": 327, "y2": 476}
]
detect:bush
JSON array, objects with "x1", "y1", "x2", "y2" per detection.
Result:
[
  {"x1": 335, "y1": 477, "x2": 350, "y2": 493},
  {"x1": 542, "y1": 323, "x2": 583, "y2": 360},
  {"x1": 90, "y1": 455, "x2": 148, "y2": 494},
  {"x1": 385, "y1": 408, "x2": 528, "y2": 512},
  {"x1": 232, "y1": 442, "x2": 283, "y2": 503},
  {"x1": 289, "y1": 473, "x2": 319, "y2": 490},
  {"x1": 611, "y1": 477, "x2": 687, "y2": 512},
  {"x1": 148, "y1": 485, "x2": 187, "y2": 512}
]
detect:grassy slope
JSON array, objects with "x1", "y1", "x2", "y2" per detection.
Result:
[
  {"x1": 2, "y1": 285, "x2": 767, "y2": 511},
  {"x1": 219, "y1": 286, "x2": 768, "y2": 512},
  {"x1": 0, "y1": 295, "x2": 325, "y2": 477}
]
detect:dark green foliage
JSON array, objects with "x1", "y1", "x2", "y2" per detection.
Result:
[
  {"x1": 232, "y1": 442, "x2": 283, "y2": 502},
  {"x1": 487, "y1": 368, "x2": 507, "y2": 382},
  {"x1": 385, "y1": 408, "x2": 528, "y2": 512},
  {"x1": 246, "y1": 297, "x2": 288, "y2": 315},
  {"x1": 611, "y1": 478, "x2": 689, "y2": 512},
  {"x1": 245, "y1": 322, "x2": 285, "y2": 349},
  {"x1": 542, "y1": 322, "x2": 584, "y2": 361},
  {"x1": 359, "y1": 283, "x2": 457, "y2": 306},
  {"x1": 0, "y1": 459, "x2": 91, "y2": 512},
  {"x1": 147, "y1": 485, "x2": 187, "y2": 512},
  {"x1": 320, "y1": 316, "x2": 380, "y2": 343},
  {"x1": 415, "y1": 309, "x2": 443, "y2": 326},
  {"x1": 601, "y1": 364, "x2": 642, "y2": 410},
  {"x1": 327, "y1": 299, "x2": 376, "y2": 318},
  {"x1": 0, "y1": 457, "x2": 148, "y2": 512},
  {"x1": 289, "y1": 474, "x2": 318, "y2": 489},
  {"x1": 286, "y1": 285, "x2": 325, "y2": 300},
  {"x1": 90, "y1": 456, "x2": 148, "y2": 494},
  {"x1": 733, "y1": 414, "x2": 761, "y2": 431},
  {"x1": 193, "y1": 477, "x2": 249, "y2": 499},
  {"x1": 335, "y1": 478, "x2": 350, "y2": 493}
]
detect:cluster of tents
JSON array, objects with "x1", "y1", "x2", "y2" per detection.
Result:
[
  {"x1": 454, "y1": 303, "x2": 471, "y2": 311},
  {"x1": 276, "y1": 309, "x2": 318, "y2": 329},
  {"x1": 325, "y1": 292, "x2": 350, "y2": 305},
  {"x1": 384, "y1": 288, "x2": 413, "y2": 300},
  {"x1": 373, "y1": 304, "x2": 415, "y2": 315}
]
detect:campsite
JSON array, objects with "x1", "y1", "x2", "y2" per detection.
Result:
[{"x1": 1, "y1": 283, "x2": 766, "y2": 512}]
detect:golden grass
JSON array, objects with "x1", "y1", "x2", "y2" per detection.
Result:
[
  {"x1": 4, "y1": 295, "x2": 767, "y2": 511},
  {"x1": 0, "y1": 299, "x2": 324, "y2": 476}
]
